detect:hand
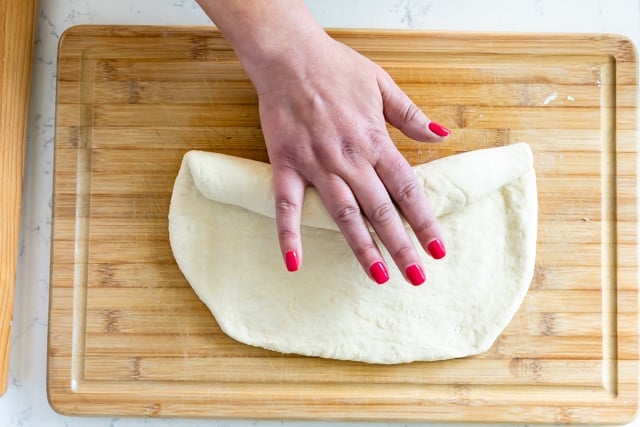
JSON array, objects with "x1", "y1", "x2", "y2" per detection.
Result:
[{"x1": 245, "y1": 32, "x2": 450, "y2": 285}]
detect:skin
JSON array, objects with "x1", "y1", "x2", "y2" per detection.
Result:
[{"x1": 196, "y1": 0, "x2": 449, "y2": 285}]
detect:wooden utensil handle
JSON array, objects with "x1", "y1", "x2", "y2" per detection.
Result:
[{"x1": 0, "y1": 0, "x2": 38, "y2": 396}]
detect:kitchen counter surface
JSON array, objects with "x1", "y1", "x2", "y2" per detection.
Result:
[{"x1": 2, "y1": 0, "x2": 639, "y2": 426}]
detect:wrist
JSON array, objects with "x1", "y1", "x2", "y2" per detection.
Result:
[
  {"x1": 235, "y1": 16, "x2": 326, "y2": 66},
  {"x1": 239, "y1": 27, "x2": 333, "y2": 94},
  {"x1": 196, "y1": 0, "x2": 329, "y2": 90}
]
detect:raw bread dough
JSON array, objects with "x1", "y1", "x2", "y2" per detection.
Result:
[{"x1": 168, "y1": 143, "x2": 537, "y2": 364}]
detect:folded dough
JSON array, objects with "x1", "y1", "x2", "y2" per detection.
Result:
[{"x1": 169, "y1": 143, "x2": 537, "y2": 364}]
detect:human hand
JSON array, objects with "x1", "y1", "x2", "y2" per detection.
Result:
[{"x1": 244, "y1": 31, "x2": 450, "y2": 286}]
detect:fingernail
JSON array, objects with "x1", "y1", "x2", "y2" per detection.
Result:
[
  {"x1": 369, "y1": 261, "x2": 390, "y2": 285},
  {"x1": 427, "y1": 239, "x2": 446, "y2": 259},
  {"x1": 285, "y1": 250, "x2": 299, "y2": 272},
  {"x1": 405, "y1": 263, "x2": 426, "y2": 286},
  {"x1": 428, "y1": 121, "x2": 451, "y2": 137}
]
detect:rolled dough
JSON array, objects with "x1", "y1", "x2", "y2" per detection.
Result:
[{"x1": 168, "y1": 143, "x2": 537, "y2": 364}]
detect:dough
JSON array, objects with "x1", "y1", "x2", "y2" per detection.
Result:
[{"x1": 168, "y1": 143, "x2": 537, "y2": 364}]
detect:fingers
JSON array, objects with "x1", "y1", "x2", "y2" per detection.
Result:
[
  {"x1": 271, "y1": 139, "x2": 446, "y2": 287},
  {"x1": 378, "y1": 71, "x2": 451, "y2": 142},
  {"x1": 311, "y1": 173, "x2": 391, "y2": 285},
  {"x1": 343, "y1": 165, "x2": 429, "y2": 286},
  {"x1": 376, "y1": 70, "x2": 447, "y2": 259},
  {"x1": 271, "y1": 166, "x2": 307, "y2": 272},
  {"x1": 374, "y1": 146, "x2": 447, "y2": 261}
]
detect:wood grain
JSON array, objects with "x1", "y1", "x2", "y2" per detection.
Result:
[
  {"x1": 48, "y1": 26, "x2": 638, "y2": 423},
  {"x1": 0, "y1": 0, "x2": 37, "y2": 396}
]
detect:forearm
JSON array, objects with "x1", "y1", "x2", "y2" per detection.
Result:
[{"x1": 196, "y1": 0, "x2": 327, "y2": 83}]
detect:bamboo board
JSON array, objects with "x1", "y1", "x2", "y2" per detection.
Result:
[{"x1": 49, "y1": 26, "x2": 639, "y2": 424}]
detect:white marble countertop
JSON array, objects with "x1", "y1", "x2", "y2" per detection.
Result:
[{"x1": 2, "y1": 0, "x2": 639, "y2": 426}]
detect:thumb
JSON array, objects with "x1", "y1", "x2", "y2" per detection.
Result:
[{"x1": 378, "y1": 71, "x2": 451, "y2": 142}]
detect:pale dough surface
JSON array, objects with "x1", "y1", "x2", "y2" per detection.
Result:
[{"x1": 168, "y1": 143, "x2": 537, "y2": 364}]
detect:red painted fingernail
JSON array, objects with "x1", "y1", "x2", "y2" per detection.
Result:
[
  {"x1": 285, "y1": 250, "x2": 299, "y2": 272},
  {"x1": 428, "y1": 121, "x2": 451, "y2": 137},
  {"x1": 369, "y1": 261, "x2": 390, "y2": 285},
  {"x1": 427, "y1": 239, "x2": 446, "y2": 259},
  {"x1": 405, "y1": 263, "x2": 426, "y2": 286}
]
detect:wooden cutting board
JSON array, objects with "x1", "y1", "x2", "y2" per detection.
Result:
[{"x1": 48, "y1": 26, "x2": 638, "y2": 424}]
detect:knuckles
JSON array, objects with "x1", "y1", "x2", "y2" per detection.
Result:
[
  {"x1": 391, "y1": 245, "x2": 414, "y2": 262},
  {"x1": 413, "y1": 218, "x2": 437, "y2": 236},
  {"x1": 399, "y1": 102, "x2": 422, "y2": 126},
  {"x1": 352, "y1": 241, "x2": 379, "y2": 258},
  {"x1": 339, "y1": 139, "x2": 367, "y2": 166},
  {"x1": 332, "y1": 203, "x2": 362, "y2": 225},
  {"x1": 394, "y1": 179, "x2": 421, "y2": 203},
  {"x1": 368, "y1": 202, "x2": 397, "y2": 225},
  {"x1": 277, "y1": 227, "x2": 299, "y2": 243},
  {"x1": 275, "y1": 196, "x2": 300, "y2": 214}
]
